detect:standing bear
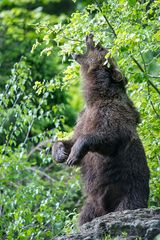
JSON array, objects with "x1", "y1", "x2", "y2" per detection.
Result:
[{"x1": 52, "y1": 34, "x2": 150, "y2": 226}]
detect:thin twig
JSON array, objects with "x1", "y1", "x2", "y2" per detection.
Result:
[
  {"x1": 147, "y1": 74, "x2": 160, "y2": 79},
  {"x1": 148, "y1": 80, "x2": 160, "y2": 95},
  {"x1": 131, "y1": 55, "x2": 145, "y2": 72},
  {"x1": 131, "y1": 56, "x2": 160, "y2": 95},
  {"x1": 23, "y1": 118, "x2": 35, "y2": 146},
  {"x1": 47, "y1": 25, "x2": 84, "y2": 43},
  {"x1": 95, "y1": 0, "x2": 117, "y2": 37},
  {"x1": 146, "y1": 52, "x2": 160, "y2": 66},
  {"x1": 25, "y1": 166, "x2": 55, "y2": 183},
  {"x1": 139, "y1": 47, "x2": 147, "y2": 72},
  {"x1": 28, "y1": 138, "x2": 55, "y2": 157},
  {"x1": 139, "y1": 48, "x2": 160, "y2": 114},
  {"x1": 147, "y1": 82, "x2": 160, "y2": 117}
]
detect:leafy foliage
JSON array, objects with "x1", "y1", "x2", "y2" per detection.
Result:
[{"x1": 0, "y1": 0, "x2": 159, "y2": 239}]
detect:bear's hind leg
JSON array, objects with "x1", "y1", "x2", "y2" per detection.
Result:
[
  {"x1": 79, "y1": 197, "x2": 107, "y2": 226},
  {"x1": 115, "y1": 192, "x2": 148, "y2": 211},
  {"x1": 79, "y1": 201, "x2": 96, "y2": 226}
]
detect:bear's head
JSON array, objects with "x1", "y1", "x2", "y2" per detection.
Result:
[{"x1": 73, "y1": 34, "x2": 127, "y2": 85}]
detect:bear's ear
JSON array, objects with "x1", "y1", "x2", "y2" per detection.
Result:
[
  {"x1": 86, "y1": 34, "x2": 95, "y2": 51},
  {"x1": 108, "y1": 58, "x2": 127, "y2": 85}
]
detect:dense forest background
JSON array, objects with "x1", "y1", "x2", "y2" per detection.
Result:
[{"x1": 0, "y1": 0, "x2": 159, "y2": 239}]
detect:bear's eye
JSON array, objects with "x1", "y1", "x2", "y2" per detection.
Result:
[{"x1": 96, "y1": 45, "x2": 104, "y2": 51}]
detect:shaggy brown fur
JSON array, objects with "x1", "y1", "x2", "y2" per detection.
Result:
[{"x1": 52, "y1": 34, "x2": 150, "y2": 226}]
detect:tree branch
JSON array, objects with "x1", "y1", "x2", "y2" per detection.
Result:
[
  {"x1": 147, "y1": 82, "x2": 160, "y2": 118},
  {"x1": 139, "y1": 47, "x2": 147, "y2": 72},
  {"x1": 95, "y1": 0, "x2": 117, "y2": 37},
  {"x1": 148, "y1": 80, "x2": 160, "y2": 95},
  {"x1": 131, "y1": 56, "x2": 160, "y2": 95},
  {"x1": 131, "y1": 55, "x2": 145, "y2": 72}
]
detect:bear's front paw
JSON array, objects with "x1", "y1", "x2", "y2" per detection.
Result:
[
  {"x1": 66, "y1": 147, "x2": 80, "y2": 166},
  {"x1": 67, "y1": 154, "x2": 79, "y2": 166},
  {"x1": 52, "y1": 142, "x2": 68, "y2": 163}
]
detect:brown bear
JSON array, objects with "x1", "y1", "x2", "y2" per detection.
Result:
[{"x1": 52, "y1": 34, "x2": 150, "y2": 226}]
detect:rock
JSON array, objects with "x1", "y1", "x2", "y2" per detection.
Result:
[{"x1": 55, "y1": 208, "x2": 160, "y2": 240}]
